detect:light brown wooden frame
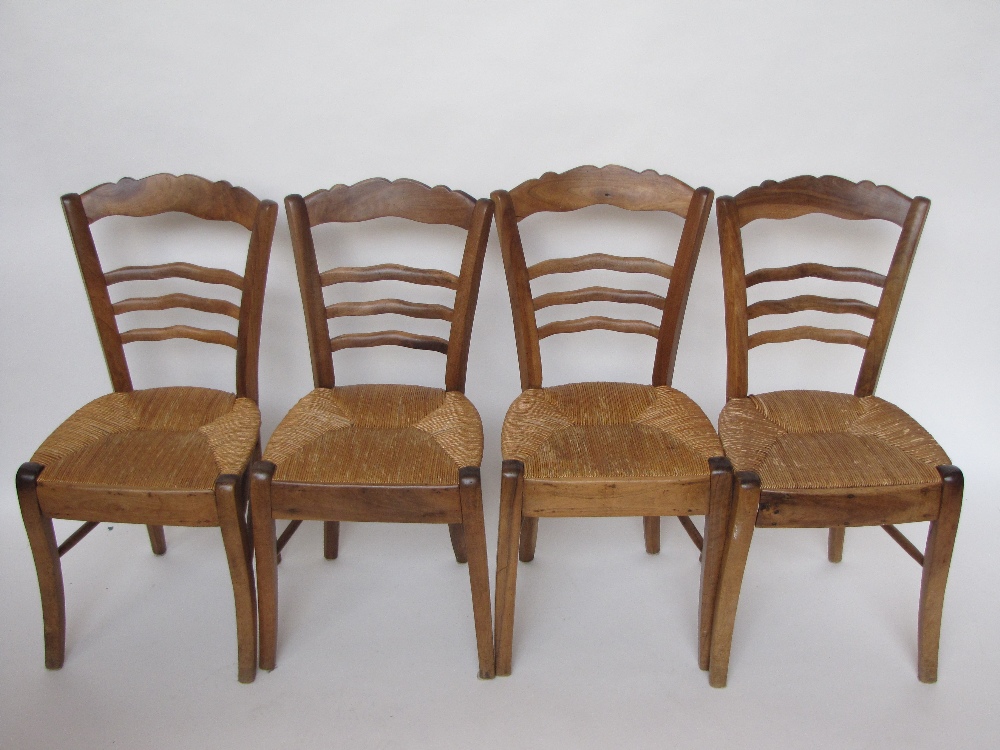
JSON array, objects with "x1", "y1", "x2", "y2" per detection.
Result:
[
  {"x1": 18, "y1": 174, "x2": 277, "y2": 683},
  {"x1": 709, "y1": 175, "x2": 961, "y2": 686},
  {"x1": 251, "y1": 178, "x2": 495, "y2": 678},
  {"x1": 491, "y1": 165, "x2": 731, "y2": 676}
]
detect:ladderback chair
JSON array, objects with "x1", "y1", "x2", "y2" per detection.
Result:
[
  {"x1": 18, "y1": 173, "x2": 277, "y2": 683},
  {"x1": 709, "y1": 175, "x2": 961, "y2": 686},
  {"x1": 252, "y1": 178, "x2": 495, "y2": 678},
  {"x1": 492, "y1": 165, "x2": 731, "y2": 676}
]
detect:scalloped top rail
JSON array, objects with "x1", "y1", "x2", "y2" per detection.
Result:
[
  {"x1": 730, "y1": 175, "x2": 914, "y2": 227},
  {"x1": 303, "y1": 178, "x2": 477, "y2": 229},
  {"x1": 79, "y1": 174, "x2": 261, "y2": 230},
  {"x1": 507, "y1": 165, "x2": 695, "y2": 220}
]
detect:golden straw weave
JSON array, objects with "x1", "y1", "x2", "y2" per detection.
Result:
[
  {"x1": 502, "y1": 382, "x2": 722, "y2": 480},
  {"x1": 32, "y1": 387, "x2": 260, "y2": 490},
  {"x1": 264, "y1": 385, "x2": 483, "y2": 485},
  {"x1": 719, "y1": 390, "x2": 949, "y2": 490}
]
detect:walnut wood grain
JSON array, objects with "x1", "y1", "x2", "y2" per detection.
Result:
[
  {"x1": 104, "y1": 262, "x2": 245, "y2": 289},
  {"x1": 746, "y1": 295, "x2": 877, "y2": 320},
  {"x1": 746, "y1": 326, "x2": 868, "y2": 350},
  {"x1": 494, "y1": 460, "x2": 524, "y2": 676},
  {"x1": 508, "y1": 164, "x2": 694, "y2": 220},
  {"x1": 80, "y1": 173, "x2": 260, "y2": 230},
  {"x1": 755, "y1": 483, "x2": 940, "y2": 528},
  {"x1": 56, "y1": 521, "x2": 99, "y2": 557},
  {"x1": 37, "y1": 484, "x2": 220, "y2": 526},
  {"x1": 235, "y1": 199, "x2": 277, "y2": 402},
  {"x1": 652, "y1": 186, "x2": 714, "y2": 387},
  {"x1": 113, "y1": 293, "x2": 241, "y2": 319},
  {"x1": 250, "y1": 461, "x2": 278, "y2": 670},
  {"x1": 535, "y1": 316, "x2": 660, "y2": 340},
  {"x1": 458, "y1": 467, "x2": 496, "y2": 678},
  {"x1": 528, "y1": 253, "x2": 672, "y2": 280},
  {"x1": 328, "y1": 330, "x2": 450, "y2": 354},
  {"x1": 326, "y1": 299, "x2": 453, "y2": 321},
  {"x1": 320, "y1": 263, "x2": 459, "y2": 289},
  {"x1": 445, "y1": 199, "x2": 493, "y2": 392},
  {"x1": 304, "y1": 177, "x2": 476, "y2": 229},
  {"x1": 268, "y1": 481, "x2": 462, "y2": 524},
  {"x1": 855, "y1": 197, "x2": 930, "y2": 396},
  {"x1": 717, "y1": 197, "x2": 750, "y2": 400},
  {"x1": 120, "y1": 324, "x2": 239, "y2": 349},
  {"x1": 731, "y1": 175, "x2": 912, "y2": 227},
  {"x1": 286, "y1": 194, "x2": 335, "y2": 388},
  {"x1": 493, "y1": 189, "x2": 543, "y2": 389},
  {"x1": 533, "y1": 286, "x2": 665, "y2": 310},
  {"x1": 214, "y1": 474, "x2": 257, "y2": 683},
  {"x1": 745, "y1": 263, "x2": 886, "y2": 288},
  {"x1": 522, "y1": 476, "x2": 710, "y2": 517}
]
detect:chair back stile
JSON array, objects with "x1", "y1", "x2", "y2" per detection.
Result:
[
  {"x1": 60, "y1": 173, "x2": 278, "y2": 402},
  {"x1": 718, "y1": 175, "x2": 930, "y2": 400},
  {"x1": 492, "y1": 165, "x2": 713, "y2": 390},
  {"x1": 285, "y1": 178, "x2": 493, "y2": 393}
]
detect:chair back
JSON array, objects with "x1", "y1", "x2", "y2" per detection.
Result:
[
  {"x1": 62, "y1": 173, "x2": 278, "y2": 401},
  {"x1": 493, "y1": 165, "x2": 713, "y2": 389},
  {"x1": 717, "y1": 175, "x2": 929, "y2": 399},
  {"x1": 285, "y1": 178, "x2": 493, "y2": 392}
]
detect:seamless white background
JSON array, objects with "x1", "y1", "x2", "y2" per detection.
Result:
[{"x1": 1, "y1": 2, "x2": 998, "y2": 747}]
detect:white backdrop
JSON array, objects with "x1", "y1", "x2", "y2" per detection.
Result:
[{"x1": 1, "y1": 2, "x2": 998, "y2": 747}]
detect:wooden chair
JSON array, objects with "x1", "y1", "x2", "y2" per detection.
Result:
[
  {"x1": 492, "y1": 165, "x2": 731, "y2": 676},
  {"x1": 17, "y1": 174, "x2": 277, "y2": 683},
  {"x1": 709, "y1": 175, "x2": 961, "y2": 686},
  {"x1": 252, "y1": 178, "x2": 495, "y2": 678}
]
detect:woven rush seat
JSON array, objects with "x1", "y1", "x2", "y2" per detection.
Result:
[
  {"x1": 32, "y1": 386, "x2": 260, "y2": 492},
  {"x1": 264, "y1": 384, "x2": 484, "y2": 486},
  {"x1": 502, "y1": 382, "x2": 722, "y2": 480},
  {"x1": 719, "y1": 390, "x2": 949, "y2": 491}
]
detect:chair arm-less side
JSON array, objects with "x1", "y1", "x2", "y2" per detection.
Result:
[
  {"x1": 18, "y1": 174, "x2": 277, "y2": 683},
  {"x1": 252, "y1": 178, "x2": 495, "y2": 678},
  {"x1": 709, "y1": 175, "x2": 961, "y2": 686},
  {"x1": 492, "y1": 165, "x2": 730, "y2": 677}
]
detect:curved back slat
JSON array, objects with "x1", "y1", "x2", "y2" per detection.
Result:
[
  {"x1": 286, "y1": 184, "x2": 493, "y2": 392},
  {"x1": 62, "y1": 175, "x2": 277, "y2": 399},
  {"x1": 80, "y1": 174, "x2": 261, "y2": 230},
  {"x1": 320, "y1": 263, "x2": 458, "y2": 289},
  {"x1": 508, "y1": 165, "x2": 694, "y2": 220},
  {"x1": 718, "y1": 175, "x2": 930, "y2": 399},
  {"x1": 528, "y1": 253, "x2": 672, "y2": 280},
  {"x1": 494, "y1": 165, "x2": 713, "y2": 389},
  {"x1": 732, "y1": 175, "x2": 912, "y2": 227},
  {"x1": 120, "y1": 325, "x2": 239, "y2": 349},
  {"x1": 304, "y1": 178, "x2": 477, "y2": 229}
]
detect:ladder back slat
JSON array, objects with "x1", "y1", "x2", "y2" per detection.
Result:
[
  {"x1": 104, "y1": 262, "x2": 244, "y2": 289},
  {"x1": 320, "y1": 263, "x2": 458, "y2": 289},
  {"x1": 326, "y1": 299, "x2": 453, "y2": 321},
  {"x1": 536, "y1": 316, "x2": 660, "y2": 340},
  {"x1": 528, "y1": 253, "x2": 672, "y2": 280},
  {"x1": 113, "y1": 293, "x2": 241, "y2": 319},
  {"x1": 533, "y1": 286, "x2": 666, "y2": 311},
  {"x1": 745, "y1": 263, "x2": 885, "y2": 288},
  {"x1": 747, "y1": 326, "x2": 868, "y2": 350},
  {"x1": 746, "y1": 295, "x2": 877, "y2": 320},
  {"x1": 329, "y1": 330, "x2": 450, "y2": 354},
  {"x1": 120, "y1": 325, "x2": 238, "y2": 348}
]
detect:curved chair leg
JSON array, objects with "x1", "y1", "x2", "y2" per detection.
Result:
[
  {"x1": 146, "y1": 525, "x2": 167, "y2": 555},
  {"x1": 216, "y1": 474, "x2": 257, "y2": 683},
  {"x1": 519, "y1": 517, "x2": 538, "y2": 562},
  {"x1": 448, "y1": 523, "x2": 468, "y2": 563},
  {"x1": 495, "y1": 460, "x2": 524, "y2": 676},
  {"x1": 699, "y1": 457, "x2": 733, "y2": 671},
  {"x1": 458, "y1": 466, "x2": 495, "y2": 679},
  {"x1": 17, "y1": 462, "x2": 66, "y2": 669},
  {"x1": 709, "y1": 471, "x2": 760, "y2": 688},
  {"x1": 828, "y1": 527, "x2": 845, "y2": 563},
  {"x1": 251, "y1": 461, "x2": 278, "y2": 671},
  {"x1": 918, "y1": 465, "x2": 963, "y2": 683},
  {"x1": 324, "y1": 521, "x2": 340, "y2": 560},
  {"x1": 643, "y1": 516, "x2": 660, "y2": 554}
]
